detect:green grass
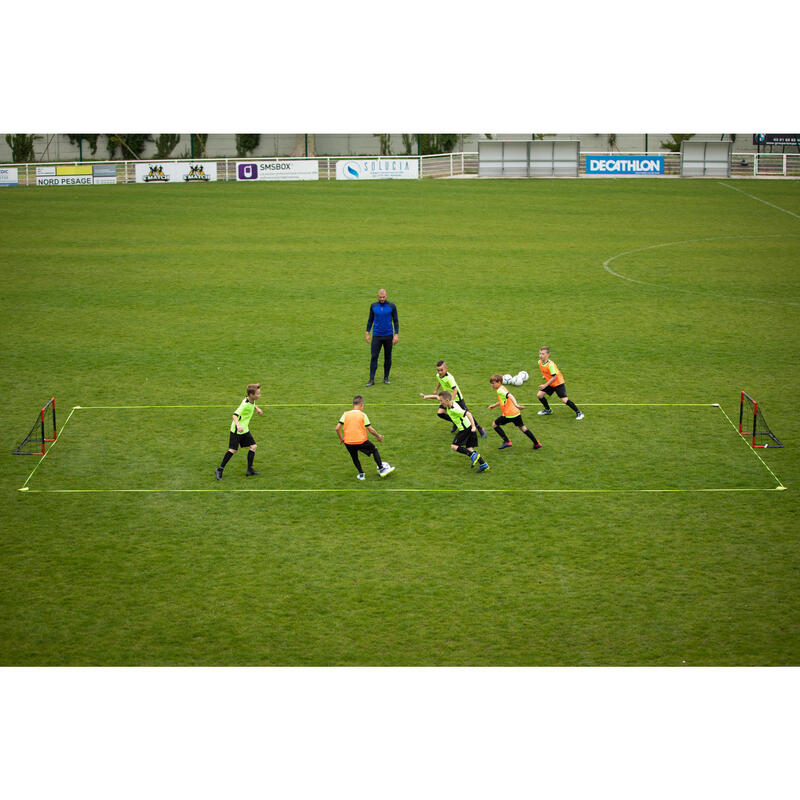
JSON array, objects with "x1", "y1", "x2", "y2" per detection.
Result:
[{"x1": 1, "y1": 177, "x2": 799, "y2": 665}]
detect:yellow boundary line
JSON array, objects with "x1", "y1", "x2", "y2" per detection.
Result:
[{"x1": 18, "y1": 402, "x2": 786, "y2": 493}]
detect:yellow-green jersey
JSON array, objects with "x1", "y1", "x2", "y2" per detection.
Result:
[
  {"x1": 443, "y1": 400, "x2": 472, "y2": 431},
  {"x1": 437, "y1": 371, "x2": 463, "y2": 402},
  {"x1": 231, "y1": 398, "x2": 257, "y2": 433}
]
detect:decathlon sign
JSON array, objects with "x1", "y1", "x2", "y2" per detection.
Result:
[
  {"x1": 236, "y1": 160, "x2": 319, "y2": 181},
  {"x1": 336, "y1": 158, "x2": 419, "y2": 180},
  {"x1": 586, "y1": 155, "x2": 665, "y2": 175}
]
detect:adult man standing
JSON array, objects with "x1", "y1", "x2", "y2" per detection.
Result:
[{"x1": 365, "y1": 288, "x2": 399, "y2": 386}]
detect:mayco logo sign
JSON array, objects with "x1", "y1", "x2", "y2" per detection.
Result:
[{"x1": 586, "y1": 156, "x2": 665, "y2": 175}]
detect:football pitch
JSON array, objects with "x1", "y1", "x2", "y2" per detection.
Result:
[{"x1": 1, "y1": 177, "x2": 798, "y2": 665}]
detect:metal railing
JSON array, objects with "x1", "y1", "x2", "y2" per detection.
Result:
[{"x1": 2, "y1": 152, "x2": 798, "y2": 186}]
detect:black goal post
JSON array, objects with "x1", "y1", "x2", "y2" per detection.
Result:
[
  {"x1": 13, "y1": 397, "x2": 57, "y2": 455},
  {"x1": 739, "y1": 391, "x2": 783, "y2": 449}
]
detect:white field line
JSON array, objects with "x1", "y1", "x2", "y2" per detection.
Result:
[
  {"x1": 719, "y1": 182, "x2": 800, "y2": 221},
  {"x1": 602, "y1": 233, "x2": 800, "y2": 306},
  {"x1": 19, "y1": 405, "x2": 78, "y2": 490},
  {"x1": 714, "y1": 404, "x2": 786, "y2": 489}
]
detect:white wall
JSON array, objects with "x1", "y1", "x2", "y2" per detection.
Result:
[{"x1": 0, "y1": 132, "x2": 779, "y2": 164}]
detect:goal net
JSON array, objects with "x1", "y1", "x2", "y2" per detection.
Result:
[
  {"x1": 739, "y1": 391, "x2": 783, "y2": 449},
  {"x1": 13, "y1": 397, "x2": 57, "y2": 455}
]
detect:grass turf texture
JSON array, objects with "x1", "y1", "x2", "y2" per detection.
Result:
[{"x1": 1, "y1": 178, "x2": 798, "y2": 665}]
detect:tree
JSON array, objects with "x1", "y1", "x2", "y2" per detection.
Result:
[
  {"x1": 235, "y1": 134, "x2": 260, "y2": 157},
  {"x1": 191, "y1": 134, "x2": 209, "y2": 158},
  {"x1": 374, "y1": 134, "x2": 393, "y2": 155},
  {"x1": 153, "y1": 134, "x2": 181, "y2": 158},
  {"x1": 5, "y1": 134, "x2": 39, "y2": 163},
  {"x1": 417, "y1": 134, "x2": 459, "y2": 155},
  {"x1": 67, "y1": 134, "x2": 99, "y2": 156},
  {"x1": 660, "y1": 134, "x2": 694, "y2": 152},
  {"x1": 106, "y1": 134, "x2": 152, "y2": 159}
]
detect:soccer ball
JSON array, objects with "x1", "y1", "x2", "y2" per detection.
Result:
[
  {"x1": 519, "y1": 371, "x2": 529, "y2": 382},
  {"x1": 382, "y1": 461, "x2": 391, "y2": 468},
  {"x1": 502, "y1": 374, "x2": 513, "y2": 385},
  {"x1": 512, "y1": 375, "x2": 523, "y2": 386}
]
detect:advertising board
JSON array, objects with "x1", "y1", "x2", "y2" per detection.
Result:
[
  {"x1": 336, "y1": 158, "x2": 419, "y2": 180},
  {"x1": 35, "y1": 164, "x2": 118, "y2": 186},
  {"x1": 236, "y1": 160, "x2": 319, "y2": 181},
  {"x1": 585, "y1": 156, "x2": 665, "y2": 175},
  {"x1": 0, "y1": 167, "x2": 19, "y2": 187},
  {"x1": 134, "y1": 162, "x2": 218, "y2": 183}
]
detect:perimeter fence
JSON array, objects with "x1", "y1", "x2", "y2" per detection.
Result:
[{"x1": 2, "y1": 151, "x2": 798, "y2": 187}]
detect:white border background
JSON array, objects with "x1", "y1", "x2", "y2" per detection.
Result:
[{"x1": 2, "y1": 1, "x2": 798, "y2": 797}]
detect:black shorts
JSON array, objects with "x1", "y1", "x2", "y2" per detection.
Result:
[
  {"x1": 453, "y1": 428, "x2": 478, "y2": 449},
  {"x1": 345, "y1": 441, "x2": 378, "y2": 457},
  {"x1": 542, "y1": 383, "x2": 567, "y2": 398},
  {"x1": 229, "y1": 430, "x2": 256, "y2": 450},
  {"x1": 495, "y1": 415, "x2": 525, "y2": 428}
]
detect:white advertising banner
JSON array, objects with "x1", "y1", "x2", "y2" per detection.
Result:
[
  {"x1": 34, "y1": 164, "x2": 118, "y2": 186},
  {"x1": 0, "y1": 167, "x2": 19, "y2": 187},
  {"x1": 36, "y1": 165, "x2": 94, "y2": 186},
  {"x1": 134, "y1": 161, "x2": 218, "y2": 184},
  {"x1": 336, "y1": 158, "x2": 419, "y2": 180},
  {"x1": 235, "y1": 160, "x2": 319, "y2": 181}
]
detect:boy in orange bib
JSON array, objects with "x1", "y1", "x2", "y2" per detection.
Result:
[{"x1": 536, "y1": 347, "x2": 584, "y2": 420}]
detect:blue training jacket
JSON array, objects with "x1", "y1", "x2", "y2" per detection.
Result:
[{"x1": 366, "y1": 301, "x2": 399, "y2": 337}]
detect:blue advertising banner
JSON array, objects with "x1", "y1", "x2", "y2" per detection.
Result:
[{"x1": 586, "y1": 155, "x2": 664, "y2": 175}]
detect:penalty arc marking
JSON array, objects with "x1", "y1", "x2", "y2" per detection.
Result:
[{"x1": 602, "y1": 233, "x2": 800, "y2": 306}]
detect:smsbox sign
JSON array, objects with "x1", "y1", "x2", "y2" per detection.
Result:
[
  {"x1": 586, "y1": 156, "x2": 664, "y2": 175},
  {"x1": 134, "y1": 162, "x2": 218, "y2": 183},
  {"x1": 336, "y1": 158, "x2": 419, "y2": 180},
  {"x1": 0, "y1": 167, "x2": 19, "y2": 187},
  {"x1": 236, "y1": 160, "x2": 319, "y2": 181}
]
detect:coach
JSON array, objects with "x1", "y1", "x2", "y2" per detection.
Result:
[{"x1": 365, "y1": 288, "x2": 399, "y2": 386}]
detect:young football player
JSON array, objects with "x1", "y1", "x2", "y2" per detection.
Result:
[
  {"x1": 488, "y1": 374, "x2": 543, "y2": 450},
  {"x1": 336, "y1": 396, "x2": 395, "y2": 480},
  {"x1": 215, "y1": 383, "x2": 263, "y2": 480},
  {"x1": 435, "y1": 390, "x2": 489, "y2": 473},
  {"x1": 419, "y1": 360, "x2": 486, "y2": 437},
  {"x1": 536, "y1": 347, "x2": 584, "y2": 420}
]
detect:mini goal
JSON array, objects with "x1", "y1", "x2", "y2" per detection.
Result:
[
  {"x1": 739, "y1": 391, "x2": 783, "y2": 449},
  {"x1": 13, "y1": 397, "x2": 57, "y2": 455}
]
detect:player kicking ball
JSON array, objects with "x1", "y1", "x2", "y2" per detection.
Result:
[
  {"x1": 436, "y1": 390, "x2": 489, "y2": 473},
  {"x1": 488, "y1": 374, "x2": 543, "y2": 451},
  {"x1": 536, "y1": 346, "x2": 584, "y2": 420},
  {"x1": 336, "y1": 395, "x2": 395, "y2": 480}
]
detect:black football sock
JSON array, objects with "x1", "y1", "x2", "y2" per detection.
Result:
[
  {"x1": 539, "y1": 397, "x2": 550, "y2": 410},
  {"x1": 523, "y1": 428, "x2": 540, "y2": 446},
  {"x1": 456, "y1": 445, "x2": 470, "y2": 455},
  {"x1": 247, "y1": 450, "x2": 255, "y2": 469},
  {"x1": 373, "y1": 450, "x2": 383, "y2": 468},
  {"x1": 220, "y1": 451, "x2": 234, "y2": 469},
  {"x1": 566, "y1": 399, "x2": 580, "y2": 414},
  {"x1": 495, "y1": 427, "x2": 509, "y2": 442}
]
